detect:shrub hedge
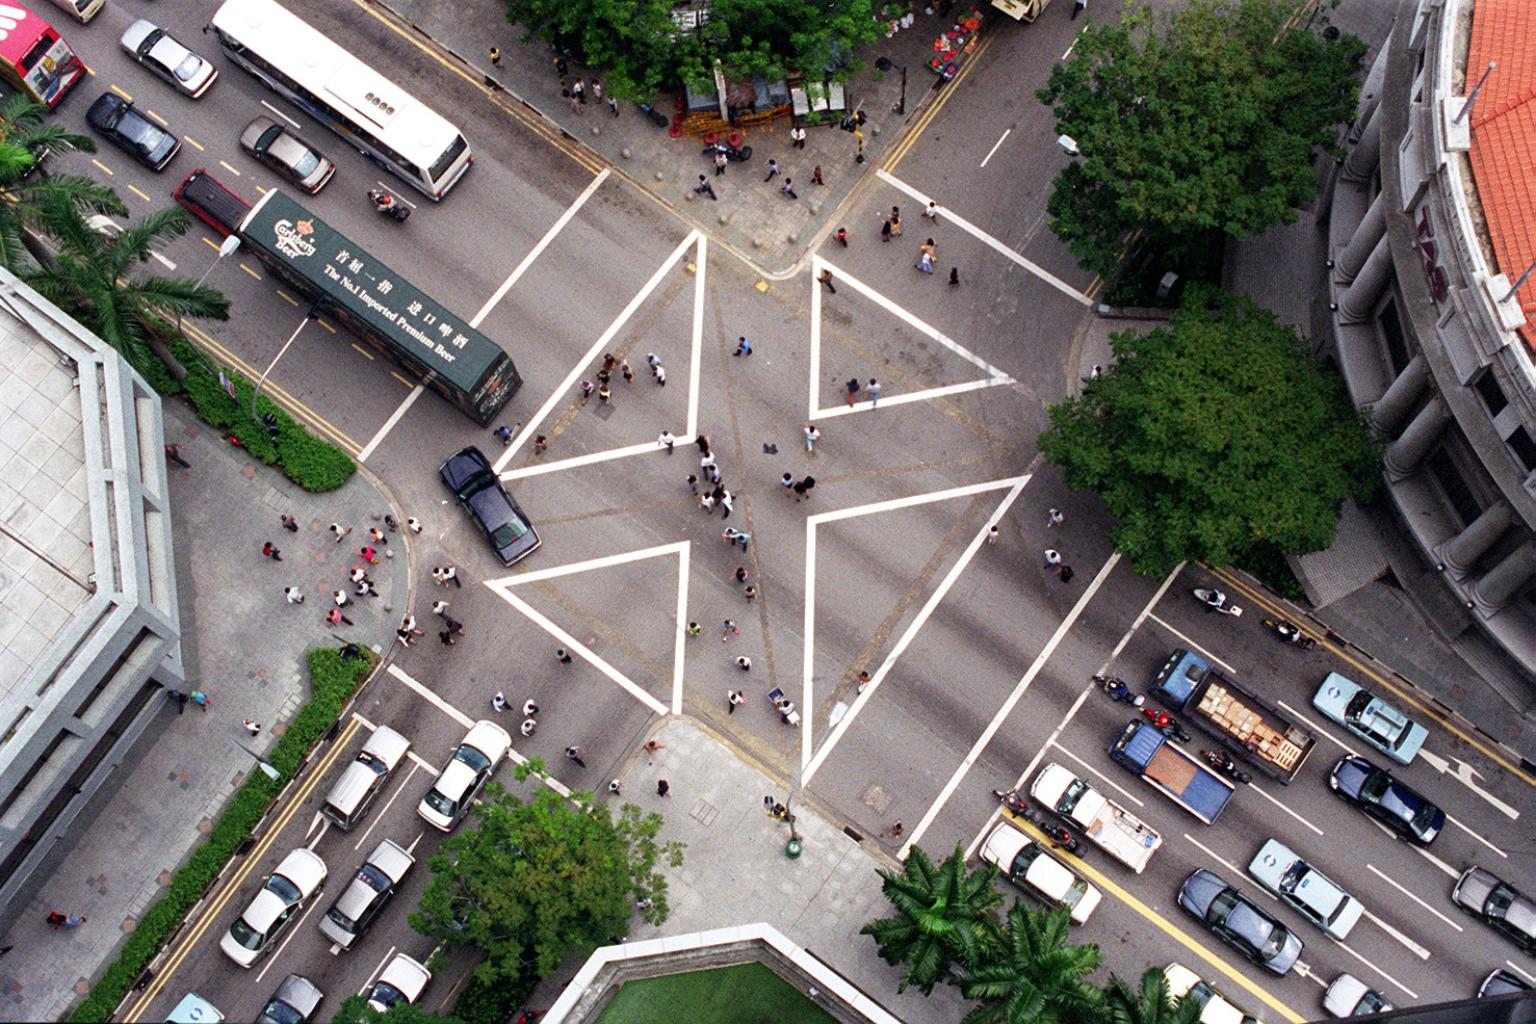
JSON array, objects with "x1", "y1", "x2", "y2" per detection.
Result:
[
  {"x1": 453, "y1": 966, "x2": 539, "y2": 1024},
  {"x1": 67, "y1": 648, "x2": 374, "y2": 1023}
]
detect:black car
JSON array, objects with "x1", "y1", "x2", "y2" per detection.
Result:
[
  {"x1": 86, "y1": 94, "x2": 180, "y2": 171},
  {"x1": 1328, "y1": 755, "x2": 1445, "y2": 845},
  {"x1": 1177, "y1": 868, "x2": 1302, "y2": 975},
  {"x1": 1453, "y1": 866, "x2": 1536, "y2": 955},
  {"x1": 1480, "y1": 969, "x2": 1532, "y2": 998},
  {"x1": 439, "y1": 447, "x2": 540, "y2": 565}
]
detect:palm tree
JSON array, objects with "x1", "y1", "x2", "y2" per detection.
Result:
[
  {"x1": 1105, "y1": 969, "x2": 1202, "y2": 1024},
  {"x1": 22, "y1": 200, "x2": 229, "y2": 372},
  {"x1": 958, "y1": 903, "x2": 1104, "y2": 1024},
  {"x1": 860, "y1": 844, "x2": 1004, "y2": 995}
]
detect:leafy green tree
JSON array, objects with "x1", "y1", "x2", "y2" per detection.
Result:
[
  {"x1": 1037, "y1": 0, "x2": 1364, "y2": 281},
  {"x1": 411, "y1": 766, "x2": 685, "y2": 984},
  {"x1": 860, "y1": 844, "x2": 1004, "y2": 995},
  {"x1": 1105, "y1": 969, "x2": 1202, "y2": 1024},
  {"x1": 329, "y1": 996, "x2": 467, "y2": 1024},
  {"x1": 1038, "y1": 286, "x2": 1380, "y2": 576},
  {"x1": 957, "y1": 903, "x2": 1103, "y2": 1024},
  {"x1": 22, "y1": 201, "x2": 229, "y2": 373}
]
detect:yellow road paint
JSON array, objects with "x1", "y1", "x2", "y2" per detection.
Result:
[{"x1": 127, "y1": 185, "x2": 150, "y2": 203}]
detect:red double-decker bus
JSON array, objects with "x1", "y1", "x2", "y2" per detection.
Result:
[{"x1": 0, "y1": 4, "x2": 84, "y2": 108}]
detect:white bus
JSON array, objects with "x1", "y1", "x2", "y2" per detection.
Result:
[{"x1": 206, "y1": 0, "x2": 471, "y2": 200}]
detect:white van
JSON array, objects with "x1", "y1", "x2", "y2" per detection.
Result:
[
  {"x1": 47, "y1": 0, "x2": 105, "y2": 23},
  {"x1": 322, "y1": 726, "x2": 411, "y2": 831}
]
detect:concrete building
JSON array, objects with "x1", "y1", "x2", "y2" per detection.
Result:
[
  {"x1": 1316, "y1": 0, "x2": 1536, "y2": 753},
  {"x1": 0, "y1": 269, "x2": 181, "y2": 932}
]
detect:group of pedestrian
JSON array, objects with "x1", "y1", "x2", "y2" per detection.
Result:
[
  {"x1": 779, "y1": 470, "x2": 816, "y2": 502},
  {"x1": 693, "y1": 435, "x2": 738, "y2": 519},
  {"x1": 1039, "y1": 507, "x2": 1074, "y2": 582},
  {"x1": 580, "y1": 352, "x2": 648, "y2": 410},
  {"x1": 268, "y1": 513, "x2": 415, "y2": 628},
  {"x1": 843, "y1": 377, "x2": 883, "y2": 409}
]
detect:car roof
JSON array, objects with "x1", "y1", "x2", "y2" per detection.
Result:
[
  {"x1": 433, "y1": 759, "x2": 478, "y2": 801},
  {"x1": 365, "y1": 838, "x2": 415, "y2": 882},
  {"x1": 379, "y1": 952, "x2": 431, "y2": 994},
  {"x1": 980, "y1": 822, "x2": 1029, "y2": 866},
  {"x1": 241, "y1": 888, "x2": 290, "y2": 932},
  {"x1": 273, "y1": 847, "x2": 326, "y2": 892},
  {"x1": 166, "y1": 992, "x2": 225, "y2": 1023},
  {"x1": 1324, "y1": 973, "x2": 1369, "y2": 1014},
  {"x1": 464, "y1": 720, "x2": 511, "y2": 760},
  {"x1": 272, "y1": 975, "x2": 323, "y2": 1017},
  {"x1": 120, "y1": 19, "x2": 157, "y2": 49}
]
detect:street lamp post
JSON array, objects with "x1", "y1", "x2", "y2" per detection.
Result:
[
  {"x1": 226, "y1": 734, "x2": 280, "y2": 781},
  {"x1": 876, "y1": 57, "x2": 907, "y2": 116},
  {"x1": 249, "y1": 301, "x2": 325, "y2": 423},
  {"x1": 181, "y1": 235, "x2": 241, "y2": 338}
]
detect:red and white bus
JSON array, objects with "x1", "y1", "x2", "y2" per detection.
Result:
[{"x1": 0, "y1": 4, "x2": 85, "y2": 108}]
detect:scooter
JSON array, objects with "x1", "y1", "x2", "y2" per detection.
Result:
[
  {"x1": 1201, "y1": 748, "x2": 1252, "y2": 785},
  {"x1": 1021, "y1": 805, "x2": 1084, "y2": 857},
  {"x1": 1262, "y1": 616, "x2": 1315, "y2": 649},
  {"x1": 368, "y1": 188, "x2": 409, "y2": 222},
  {"x1": 1093, "y1": 674, "x2": 1145, "y2": 707},
  {"x1": 1194, "y1": 587, "x2": 1242, "y2": 617},
  {"x1": 702, "y1": 140, "x2": 753, "y2": 162},
  {"x1": 1141, "y1": 706, "x2": 1192, "y2": 744}
]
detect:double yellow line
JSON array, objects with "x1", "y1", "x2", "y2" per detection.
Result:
[
  {"x1": 885, "y1": 36, "x2": 994, "y2": 171},
  {"x1": 123, "y1": 718, "x2": 366, "y2": 1021}
]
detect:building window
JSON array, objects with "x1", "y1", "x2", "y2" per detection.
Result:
[
  {"x1": 1379, "y1": 299, "x2": 1410, "y2": 374},
  {"x1": 1473, "y1": 371, "x2": 1509, "y2": 416},
  {"x1": 1509, "y1": 427, "x2": 1536, "y2": 474},
  {"x1": 1426, "y1": 449, "x2": 1481, "y2": 526}
]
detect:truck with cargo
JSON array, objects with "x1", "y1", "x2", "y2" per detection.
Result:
[
  {"x1": 1029, "y1": 762, "x2": 1163, "y2": 874},
  {"x1": 1149, "y1": 650, "x2": 1315, "y2": 784},
  {"x1": 1109, "y1": 720, "x2": 1236, "y2": 824}
]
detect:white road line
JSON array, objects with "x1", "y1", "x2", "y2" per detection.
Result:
[
  {"x1": 876, "y1": 170, "x2": 1092, "y2": 306},
  {"x1": 150, "y1": 250, "x2": 176, "y2": 271},
  {"x1": 1417, "y1": 749, "x2": 1520, "y2": 820},
  {"x1": 1506, "y1": 961, "x2": 1536, "y2": 984},
  {"x1": 388, "y1": 664, "x2": 473, "y2": 727},
  {"x1": 684, "y1": 237, "x2": 707, "y2": 440},
  {"x1": 1145, "y1": 613, "x2": 1237, "y2": 676},
  {"x1": 357, "y1": 384, "x2": 425, "y2": 463},
  {"x1": 1333, "y1": 942, "x2": 1418, "y2": 1000},
  {"x1": 812, "y1": 380, "x2": 1004, "y2": 420},
  {"x1": 1276, "y1": 701, "x2": 1356, "y2": 755},
  {"x1": 1367, "y1": 863, "x2": 1464, "y2": 930},
  {"x1": 1051, "y1": 741, "x2": 1145, "y2": 807},
  {"x1": 671, "y1": 542, "x2": 691, "y2": 715},
  {"x1": 494, "y1": 231, "x2": 702, "y2": 475},
  {"x1": 900, "y1": 552, "x2": 1122, "y2": 852},
  {"x1": 1446, "y1": 814, "x2": 1508, "y2": 858},
  {"x1": 260, "y1": 99, "x2": 300, "y2": 126},
  {"x1": 1360, "y1": 908, "x2": 1431, "y2": 960},
  {"x1": 801, "y1": 474, "x2": 1029, "y2": 775},
  {"x1": 1184, "y1": 835, "x2": 1251, "y2": 885},
  {"x1": 808, "y1": 254, "x2": 823, "y2": 422},
  {"x1": 500, "y1": 441, "x2": 659, "y2": 481},
  {"x1": 979, "y1": 128, "x2": 1011, "y2": 168},
  {"x1": 491, "y1": 541, "x2": 687, "y2": 584},
  {"x1": 1244, "y1": 781, "x2": 1324, "y2": 836}
]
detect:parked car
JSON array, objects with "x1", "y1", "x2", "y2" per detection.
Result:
[
  {"x1": 1479, "y1": 969, "x2": 1533, "y2": 998},
  {"x1": 417, "y1": 720, "x2": 511, "y2": 831},
  {"x1": 439, "y1": 446, "x2": 541, "y2": 566},
  {"x1": 239, "y1": 117, "x2": 336, "y2": 194},
  {"x1": 220, "y1": 848, "x2": 327, "y2": 967},
  {"x1": 978, "y1": 822, "x2": 1102, "y2": 924},
  {"x1": 1247, "y1": 838, "x2": 1364, "y2": 940},
  {"x1": 1163, "y1": 963, "x2": 1260, "y2": 1024},
  {"x1": 120, "y1": 20, "x2": 218, "y2": 98},
  {"x1": 86, "y1": 94, "x2": 180, "y2": 171},
  {"x1": 1452, "y1": 865, "x2": 1536, "y2": 954},
  {"x1": 319, "y1": 839, "x2": 415, "y2": 949},
  {"x1": 173, "y1": 168, "x2": 251, "y2": 239},
  {"x1": 1323, "y1": 973, "x2": 1393, "y2": 1017},
  {"x1": 1313, "y1": 673, "x2": 1428, "y2": 765},
  {"x1": 1178, "y1": 868, "x2": 1303, "y2": 975},
  {"x1": 1328, "y1": 755, "x2": 1444, "y2": 845},
  {"x1": 367, "y1": 953, "x2": 431, "y2": 1012},
  {"x1": 255, "y1": 974, "x2": 323, "y2": 1024}
]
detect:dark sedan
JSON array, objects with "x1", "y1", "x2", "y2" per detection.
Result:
[
  {"x1": 1453, "y1": 866, "x2": 1536, "y2": 954},
  {"x1": 439, "y1": 447, "x2": 540, "y2": 566},
  {"x1": 1328, "y1": 755, "x2": 1445, "y2": 845},
  {"x1": 1178, "y1": 868, "x2": 1302, "y2": 975},
  {"x1": 85, "y1": 94, "x2": 180, "y2": 171}
]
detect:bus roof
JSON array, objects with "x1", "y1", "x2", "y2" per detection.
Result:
[
  {"x1": 237, "y1": 190, "x2": 508, "y2": 394},
  {"x1": 0, "y1": 6, "x2": 55, "y2": 64}
]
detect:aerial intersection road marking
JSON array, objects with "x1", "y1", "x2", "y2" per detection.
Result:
[{"x1": 1417, "y1": 749, "x2": 1520, "y2": 820}]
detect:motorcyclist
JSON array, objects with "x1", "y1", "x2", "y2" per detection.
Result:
[
  {"x1": 1145, "y1": 708, "x2": 1174, "y2": 730},
  {"x1": 369, "y1": 188, "x2": 397, "y2": 212},
  {"x1": 1203, "y1": 589, "x2": 1228, "y2": 610}
]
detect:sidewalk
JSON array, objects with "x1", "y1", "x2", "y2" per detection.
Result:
[
  {"x1": 378, "y1": 0, "x2": 979, "y2": 275},
  {"x1": 522, "y1": 717, "x2": 969, "y2": 1024},
  {"x1": 1, "y1": 400, "x2": 405, "y2": 1022}
]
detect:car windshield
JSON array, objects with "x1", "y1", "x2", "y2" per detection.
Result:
[
  {"x1": 370, "y1": 982, "x2": 406, "y2": 1009},
  {"x1": 228, "y1": 916, "x2": 264, "y2": 950},
  {"x1": 1344, "y1": 690, "x2": 1373, "y2": 721},
  {"x1": 266, "y1": 874, "x2": 302, "y2": 903},
  {"x1": 1358, "y1": 767, "x2": 1392, "y2": 805},
  {"x1": 1057, "y1": 780, "x2": 1086, "y2": 815},
  {"x1": 1062, "y1": 878, "x2": 1089, "y2": 908},
  {"x1": 359, "y1": 863, "x2": 392, "y2": 892},
  {"x1": 1210, "y1": 889, "x2": 1242, "y2": 922},
  {"x1": 260, "y1": 999, "x2": 302, "y2": 1024},
  {"x1": 1257, "y1": 922, "x2": 1285, "y2": 961},
  {"x1": 1279, "y1": 861, "x2": 1308, "y2": 894},
  {"x1": 454, "y1": 745, "x2": 492, "y2": 773},
  {"x1": 1487, "y1": 884, "x2": 1516, "y2": 920},
  {"x1": 491, "y1": 519, "x2": 529, "y2": 547},
  {"x1": 422, "y1": 788, "x2": 458, "y2": 817},
  {"x1": 325, "y1": 905, "x2": 358, "y2": 933}
]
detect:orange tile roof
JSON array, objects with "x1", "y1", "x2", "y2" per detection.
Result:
[{"x1": 1467, "y1": 0, "x2": 1536, "y2": 350}]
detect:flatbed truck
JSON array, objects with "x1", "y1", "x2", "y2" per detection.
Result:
[{"x1": 1108, "y1": 720, "x2": 1236, "y2": 824}]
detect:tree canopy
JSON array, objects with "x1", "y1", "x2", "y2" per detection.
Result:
[
  {"x1": 957, "y1": 903, "x2": 1103, "y2": 1024},
  {"x1": 329, "y1": 996, "x2": 466, "y2": 1024},
  {"x1": 1039, "y1": 286, "x2": 1380, "y2": 576},
  {"x1": 504, "y1": 0, "x2": 882, "y2": 100},
  {"x1": 411, "y1": 769, "x2": 684, "y2": 983},
  {"x1": 1037, "y1": 0, "x2": 1364, "y2": 281}
]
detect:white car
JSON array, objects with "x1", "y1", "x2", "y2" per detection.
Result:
[
  {"x1": 220, "y1": 848, "x2": 326, "y2": 967},
  {"x1": 367, "y1": 952, "x2": 431, "y2": 1012},
  {"x1": 1164, "y1": 963, "x2": 1261, "y2": 1024},
  {"x1": 417, "y1": 720, "x2": 512, "y2": 831},
  {"x1": 119, "y1": 20, "x2": 218, "y2": 99},
  {"x1": 1323, "y1": 973, "x2": 1393, "y2": 1017},
  {"x1": 979, "y1": 822, "x2": 1102, "y2": 924},
  {"x1": 1247, "y1": 838, "x2": 1364, "y2": 940}
]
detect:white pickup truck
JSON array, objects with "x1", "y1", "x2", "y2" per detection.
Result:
[{"x1": 1029, "y1": 762, "x2": 1163, "y2": 874}]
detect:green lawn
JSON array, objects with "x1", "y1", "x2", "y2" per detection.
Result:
[{"x1": 595, "y1": 962, "x2": 839, "y2": 1024}]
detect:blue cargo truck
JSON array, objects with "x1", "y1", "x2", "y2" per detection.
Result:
[{"x1": 1109, "y1": 720, "x2": 1236, "y2": 824}]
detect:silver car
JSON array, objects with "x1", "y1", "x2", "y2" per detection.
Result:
[
  {"x1": 1247, "y1": 838, "x2": 1364, "y2": 940},
  {"x1": 120, "y1": 21, "x2": 218, "y2": 99},
  {"x1": 256, "y1": 974, "x2": 323, "y2": 1024},
  {"x1": 239, "y1": 118, "x2": 337, "y2": 195},
  {"x1": 319, "y1": 839, "x2": 415, "y2": 949},
  {"x1": 1452, "y1": 865, "x2": 1536, "y2": 955},
  {"x1": 220, "y1": 848, "x2": 327, "y2": 967}
]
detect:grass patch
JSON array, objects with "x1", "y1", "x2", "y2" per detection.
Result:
[{"x1": 595, "y1": 963, "x2": 837, "y2": 1024}]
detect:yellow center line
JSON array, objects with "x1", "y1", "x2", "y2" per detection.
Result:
[
  {"x1": 1210, "y1": 567, "x2": 1536, "y2": 789},
  {"x1": 317, "y1": 319, "x2": 336, "y2": 334},
  {"x1": 239, "y1": 262, "x2": 262, "y2": 280},
  {"x1": 389, "y1": 371, "x2": 416, "y2": 389},
  {"x1": 1001, "y1": 810, "x2": 1306, "y2": 1023},
  {"x1": 350, "y1": 343, "x2": 374, "y2": 360},
  {"x1": 274, "y1": 289, "x2": 299, "y2": 307},
  {"x1": 145, "y1": 109, "x2": 168, "y2": 128},
  {"x1": 109, "y1": 83, "x2": 131, "y2": 101},
  {"x1": 219, "y1": 160, "x2": 241, "y2": 176},
  {"x1": 886, "y1": 37, "x2": 993, "y2": 172},
  {"x1": 127, "y1": 184, "x2": 150, "y2": 203},
  {"x1": 183, "y1": 135, "x2": 205, "y2": 152},
  {"x1": 91, "y1": 159, "x2": 113, "y2": 176},
  {"x1": 124, "y1": 719, "x2": 366, "y2": 1020}
]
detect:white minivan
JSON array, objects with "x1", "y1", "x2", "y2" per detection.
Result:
[
  {"x1": 417, "y1": 721, "x2": 511, "y2": 831},
  {"x1": 47, "y1": 0, "x2": 105, "y2": 23}
]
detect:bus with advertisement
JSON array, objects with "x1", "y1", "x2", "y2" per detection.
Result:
[
  {"x1": 236, "y1": 190, "x2": 521, "y2": 425},
  {"x1": 0, "y1": 3, "x2": 85, "y2": 108}
]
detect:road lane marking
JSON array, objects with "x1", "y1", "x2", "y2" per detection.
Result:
[
  {"x1": 1243, "y1": 779, "x2": 1324, "y2": 836},
  {"x1": 90, "y1": 159, "x2": 113, "y2": 176},
  {"x1": 110, "y1": 83, "x2": 131, "y2": 100},
  {"x1": 127, "y1": 184, "x2": 150, "y2": 203},
  {"x1": 240, "y1": 262, "x2": 262, "y2": 280},
  {"x1": 261, "y1": 99, "x2": 301, "y2": 126},
  {"x1": 219, "y1": 160, "x2": 241, "y2": 176},
  {"x1": 885, "y1": 36, "x2": 992, "y2": 170},
  {"x1": 876, "y1": 169, "x2": 1092, "y2": 306},
  {"x1": 1145, "y1": 613, "x2": 1238, "y2": 676},
  {"x1": 182, "y1": 135, "x2": 205, "y2": 152},
  {"x1": 1184, "y1": 834, "x2": 1250, "y2": 883},
  {"x1": 1506, "y1": 961, "x2": 1536, "y2": 984},
  {"x1": 1360, "y1": 908, "x2": 1431, "y2": 960},
  {"x1": 1417, "y1": 749, "x2": 1519, "y2": 819},
  {"x1": 1277, "y1": 700, "x2": 1358, "y2": 754},
  {"x1": 1367, "y1": 863, "x2": 1463, "y2": 929},
  {"x1": 145, "y1": 109, "x2": 168, "y2": 127},
  {"x1": 1445, "y1": 813, "x2": 1507, "y2": 858},
  {"x1": 801, "y1": 475, "x2": 1029, "y2": 777},
  {"x1": 979, "y1": 128, "x2": 1011, "y2": 168},
  {"x1": 356, "y1": 385, "x2": 424, "y2": 463}
]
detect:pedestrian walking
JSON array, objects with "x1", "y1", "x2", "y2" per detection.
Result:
[
  {"x1": 734, "y1": 566, "x2": 749, "y2": 584},
  {"x1": 714, "y1": 150, "x2": 728, "y2": 176},
  {"x1": 401, "y1": 614, "x2": 423, "y2": 639},
  {"x1": 698, "y1": 493, "x2": 715, "y2": 513},
  {"x1": 333, "y1": 589, "x2": 349, "y2": 608},
  {"x1": 328, "y1": 608, "x2": 354, "y2": 626},
  {"x1": 868, "y1": 379, "x2": 882, "y2": 407},
  {"x1": 793, "y1": 475, "x2": 816, "y2": 501},
  {"x1": 607, "y1": 95, "x2": 619, "y2": 116},
  {"x1": 987, "y1": 525, "x2": 1000, "y2": 545},
  {"x1": 407, "y1": 517, "x2": 424, "y2": 534},
  {"x1": 763, "y1": 158, "x2": 780, "y2": 181},
  {"x1": 834, "y1": 226, "x2": 848, "y2": 246},
  {"x1": 280, "y1": 514, "x2": 298, "y2": 532},
  {"x1": 166, "y1": 689, "x2": 189, "y2": 713},
  {"x1": 572, "y1": 77, "x2": 585, "y2": 103},
  {"x1": 1072, "y1": 0, "x2": 1086, "y2": 17},
  {"x1": 579, "y1": 379, "x2": 595, "y2": 403},
  {"x1": 719, "y1": 490, "x2": 734, "y2": 519},
  {"x1": 443, "y1": 565, "x2": 461, "y2": 589},
  {"x1": 591, "y1": 79, "x2": 603, "y2": 102},
  {"x1": 780, "y1": 178, "x2": 797, "y2": 200},
  {"x1": 647, "y1": 352, "x2": 661, "y2": 368},
  {"x1": 1047, "y1": 507, "x2": 1064, "y2": 528},
  {"x1": 492, "y1": 691, "x2": 507, "y2": 713},
  {"x1": 488, "y1": 45, "x2": 502, "y2": 66},
  {"x1": 923, "y1": 200, "x2": 939, "y2": 224},
  {"x1": 687, "y1": 473, "x2": 700, "y2": 494},
  {"x1": 687, "y1": 621, "x2": 702, "y2": 637},
  {"x1": 818, "y1": 268, "x2": 836, "y2": 293},
  {"x1": 64, "y1": 914, "x2": 86, "y2": 928},
  {"x1": 656, "y1": 430, "x2": 676, "y2": 455},
  {"x1": 656, "y1": 779, "x2": 670, "y2": 797},
  {"x1": 781, "y1": 471, "x2": 795, "y2": 496},
  {"x1": 349, "y1": 568, "x2": 370, "y2": 585},
  {"x1": 812, "y1": 164, "x2": 824, "y2": 185},
  {"x1": 439, "y1": 629, "x2": 456, "y2": 646},
  {"x1": 521, "y1": 717, "x2": 537, "y2": 737},
  {"x1": 728, "y1": 689, "x2": 746, "y2": 713},
  {"x1": 46, "y1": 912, "x2": 68, "y2": 928},
  {"x1": 949, "y1": 267, "x2": 960, "y2": 287},
  {"x1": 556, "y1": 647, "x2": 573, "y2": 665},
  {"x1": 356, "y1": 579, "x2": 379, "y2": 598},
  {"x1": 880, "y1": 216, "x2": 892, "y2": 242},
  {"x1": 734, "y1": 336, "x2": 752, "y2": 356},
  {"x1": 620, "y1": 361, "x2": 635, "y2": 383},
  {"x1": 597, "y1": 383, "x2": 612, "y2": 405},
  {"x1": 643, "y1": 738, "x2": 665, "y2": 763},
  {"x1": 565, "y1": 745, "x2": 587, "y2": 768},
  {"x1": 790, "y1": 125, "x2": 806, "y2": 148},
  {"x1": 360, "y1": 545, "x2": 379, "y2": 565},
  {"x1": 695, "y1": 175, "x2": 718, "y2": 201},
  {"x1": 723, "y1": 527, "x2": 750, "y2": 550},
  {"x1": 744, "y1": 585, "x2": 757, "y2": 601},
  {"x1": 532, "y1": 434, "x2": 550, "y2": 455},
  {"x1": 890, "y1": 207, "x2": 903, "y2": 236},
  {"x1": 1044, "y1": 549, "x2": 1062, "y2": 570},
  {"x1": 244, "y1": 719, "x2": 262, "y2": 735},
  {"x1": 845, "y1": 377, "x2": 861, "y2": 406},
  {"x1": 653, "y1": 363, "x2": 667, "y2": 386},
  {"x1": 885, "y1": 820, "x2": 905, "y2": 838},
  {"x1": 608, "y1": 779, "x2": 622, "y2": 795},
  {"x1": 445, "y1": 616, "x2": 466, "y2": 636},
  {"x1": 330, "y1": 523, "x2": 351, "y2": 543},
  {"x1": 431, "y1": 566, "x2": 446, "y2": 586},
  {"x1": 1057, "y1": 564, "x2": 1075, "y2": 583},
  {"x1": 1090, "y1": 364, "x2": 1103, "y2": 380},
  {"x1": 721, "y1": 618, "x2": 740, "y2": 641},
  {"x1": 369, "y1": 526, "x2": 387, "y2": 545},
  {"x1": 164, "y1": 443, "x2": 191, "y2": 468},
  {"x1": 432, "y1": 599, "x2": 451, "y2": 617},
  {"x1": 260, "y1": 541, "x2": 281, "y2": 561},
  {"x1": 915, "y1": 239, "x2": 936, "y2": 274},
  {"x1": 735, "y1": 656, "x2": 752, "y2": 671},
  {"x1": 383, "y1": 514, "x2": 400, "y2": 532},
  {"x1": 804, "y1": 423, "x2": 820, "y2": 453},
  {"x1": 857, "y1": 670, "x2": 872, "y2": 693}
]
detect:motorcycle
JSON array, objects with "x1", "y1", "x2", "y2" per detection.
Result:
[
  {"x1": 1141, "y1": 706, "x2": 1192, "y2": 744},
  {"x1": 1194, "y1": 587, "x2": 1242, "y2": 617},
  {"x1": 638, "y1": 102, "x2": 669, "y2": 128},
  {"x1": 368, "y1": 188, "x2": 409, "y2": 222},
  {"x1": 702, "y1": 140, "x2": 753, "y2": 162},
  {"x1": 1262, "y1": 616, "x2": 1315, "y2": 649},
  {"x1": 1093, "y1": 674, "x2": 1145, "y2": 707},
  {"x1": 1201, "y1": 748, "x2": 1252, "y2": 785},
  {"x1": 991, "y1": 788, "x2": 1084, "y2": 856}
]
